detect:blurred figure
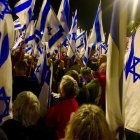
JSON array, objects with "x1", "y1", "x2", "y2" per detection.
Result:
[
  {"x1": 12, "y1": 60, "x2": 40, "y2": 101},
  {"x1": 98, "y1": 62, "x2": 107, "y2": 111},
  {"x1": 1, "y1": 91, "x2": 44, "y2": 140},
  {"x1": 65, "y1": 70, "x2": 89, "y2": 105},
  {"x1": 81, "y1": 67, "x2": 101, "y2": 105},
  {"x1": 98, "y1": 54, "x2": 107, "y2": 66},
  {"x1": 65, "y1": 104, "x2": 112, "y2": 140},
  {"x1": 45, "y1": 75, "x2": 79, "y2": 140}
]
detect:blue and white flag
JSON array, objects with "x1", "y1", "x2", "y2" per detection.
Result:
[
  {"x1": 33, "y1": 45, "x2": 52, "y2": 116},
  {"x1": 39, "y1": 63, "x2": 52, "y2": 116},
  {"x1": 14, "y1": 19, "x2": 23, "y2": 30},
  {"x1": 124, "y1": 26, "x2": 140, "y2": 134},
  {"x1": 83, "y1": 42, "x2": 97, "y2": 65},
  {"x1": 14, "y1": 0, "x2": 36, "y2": 25},
  {"x1": 57, "y1": 0, "x2": 70, "y2": 34},
  {"x1": 83, "y1": 2, "x2": 104, "y2": 65},
  {"x1": 88, "y1": 2, "x2": 105, "y2": 46},
  {"x1": 24, "y1": 20, "x2": 36, "y2": 55},
  {"x1": 0, "y1": 0, "x2": 14, "y2": 48},
  {"x1": 0, "y1": 0, "x2": 14, "y2": 123},
  {"x1": 35, "y1": 0, "x2": 66, "y2": 48},
  {"x1": 34, "y1": 47, "x2": 47, "y2": 85},
  {"x1": 96, "y1": 42, "x2": 108, "y2": 55},
  {"x1": 67, "y1": 10, "x2": 77, "y2": 60},
  {"x1": 76, "y1": 31, "x2": 86, "y2": 58},
  {"x1": 106, "y1": 0, "x2": 127, "y2": 139}
]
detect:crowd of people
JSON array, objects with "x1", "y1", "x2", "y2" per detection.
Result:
[{"x1": 0, "y1": 45, "x2": 111, "y2": 140}]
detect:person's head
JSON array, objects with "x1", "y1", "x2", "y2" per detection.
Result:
[
  {"x1": 65, "y1": 104, "x2": 112, "y2": 140},
  {"x1": 59, "y1": 75, "x2": 79, "y2": 99},
  {"x1": 98, "y1": 54, "x2": 107, "y2": 66},
  {"x1": 81, "y1": 67, "x2": 93, "y2": 83},
  {"x1": 15, "y1": 60, "x2": 28, "y2": 76},
  {"x1": 98, "y1": 62, "x2": 106, "y2": 74},
  {"x1": 65, "y1": 70, "x2": 80, "y2": 85},
  {"x1": 13, "y1": 91, "x2": 40, "y2": 127}
]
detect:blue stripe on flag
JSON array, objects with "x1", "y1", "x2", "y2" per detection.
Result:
[
  {"x1": 77, "y1": 43, "x2": 84, "y2": 49},
  {"x1": 14, "y1": 24, "x2": 21, "y2": 28},
  {"x1": 76, "y1": 31, "x2": 85, "y2": 40},
  {"x1": 0, "y1": 34, "x2": 9, "y2": 67},
  {"x1": 49, "y1": 26, "x2": 64, "y2": 48},
  {"x1": 95, "y1": 4, "x2": 102, "y2": 42},
  {"x1": 25, "y1": 35, "x2": 34, "y2": 43},
  {"x1": 39, "y1": 1, "x2": 50, "y2": 35},
  {"x1": 64, "y1": 0, "x2": 69, "y2": 28},
  {"x1": 14, "y1": 0, "x2": 32, "y2": 13}
]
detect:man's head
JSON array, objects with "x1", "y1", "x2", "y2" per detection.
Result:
[
  {"x1": 81, "y1": 67, "x2": 93, "y2": 83},
  {"x1": 15, "y1": 60, "x2": 28, "y2": 76}
]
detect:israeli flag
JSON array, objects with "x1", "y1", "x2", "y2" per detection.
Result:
[
  {"x1": 96, "y1": 42, "x2": 108, "y2": 55},
  {"x1": 83, "y1": 2, "x2": 105, "y2": 65},
  {"x1": 0, "y1": 3, "x2": 14, "y2": 122},
  {"x1": 67, "y1": 10, "x2": 77, "y2": 60},
  {"x1": 76, "y1": 31, "x2": 86, "y2": 50},
  {"x1": 33, "y1": 45, "x2": 52, "y2": 116},
  {"x1": 39, "y1": 63, "x2": 52, "y2": 116},
  {"x1": 14, "y1": 0, "x2": 36, "y2": 25},
  {"x1": 24, "y1": 20, "x2": 36, "y2": 55},
  {"x1": 76, "y1": 31, "x2": 86, "y2": 58},
  {"x1": 124, "y1": 26, "x2": 140, "y2": 134},
  {"x1": 14, "y1": 19, "x2": 23, "y2": 30},
  {"x1": 0, "y1": 0, "x2": 14, "y2": 48},
  {"x1": 83, "y1": 42, "x2": 97, "y2": 65},
  {"x1": 35, "y1": 0, "x2": 66, "y2": 48},
  {"x1": 33, "y1": 47, "x2": 47, "y2": 85},
  {"x1": 106, "y1": 0, "x2": 127, "y2": 139},
  {"x1": 88, "y1": 2, "x2": 105, "y2": 46},
  {"x1": 57, "y1": 0, "x2": 70, "y2": 34}
]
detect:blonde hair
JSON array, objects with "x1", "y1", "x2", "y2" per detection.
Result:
[
  {"x1": 59, "y1": 75, "x2": 79, "y2": 98},
  {"x1": 13, "y1": 91, "x2": 40, "y2": 127},
  {"x1": 65, "y1": 104, "x2": 112, "y2": 140}
]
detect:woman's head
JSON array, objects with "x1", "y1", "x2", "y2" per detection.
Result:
[
  {"x1": 65, "y1": 70, "x2": 80, "y2": 85},
  {"x1": 65, "y1": 104, "x2": 112, "y2": 140},
  {"x1": 13, "y1": 91, "x2": 40, "y2": 127},
  {"x1": 59, "y1": 75, "x2": 79, "y2": 99}
]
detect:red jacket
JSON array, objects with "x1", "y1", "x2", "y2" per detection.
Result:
[{"x1": 45, "y1": 98, "x2": 78, "y2": 139}]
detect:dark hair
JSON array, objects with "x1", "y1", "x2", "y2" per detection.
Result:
[
  {"x1": 80, "y1": 67, "x2": 91, "y2": 76},
  {"x1": 15, "y1": 60, "x2": 28, "y2": 71},
  {"x1": 65, "y1": 70, "x2": 80, "y2": 84}
]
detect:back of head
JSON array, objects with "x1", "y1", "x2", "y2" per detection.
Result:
[
  {"x1": 80, "y1": 67, "x2": 91, "y2": 77},
  {"x1": 59, "y1": 75, "x2": 79, "y2": 99},
  {"x1": 15, "y1": 60, "x2": 28, "y2": 76},
  {"x1": 13, "y1": 91, "x2": 40, "y2": 127},
  {"x1": 65, "y1": 70, "x2": 80, "y2": 85},
  {"x1": 65, "y1": 104, "x2": 112, "y2": 140}
]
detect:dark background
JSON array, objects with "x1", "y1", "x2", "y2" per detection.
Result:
[{"x1": 9, "y1": 0, "x2": 140, "y2": 38}]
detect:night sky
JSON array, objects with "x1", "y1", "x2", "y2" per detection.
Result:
[{"x1": 9, "y1": 0, "x2": 140, "y2": 38}]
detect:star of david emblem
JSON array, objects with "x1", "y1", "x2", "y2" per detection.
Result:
[
  {"x1": 0, "y1": 87, "x2": 10, "y2": 122},
  {"x1": 35, "y1": 64, "x2": 41, "y2": 73},
  {"x1": 47, "y1": 26, "x2": 52, "y2": 36},
  {"x1": 0, "y1": 1, "x2": 11, "y2": 19},
  {"x1": 128, "y1": 56, "x2": 140, "y2": 83}
]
